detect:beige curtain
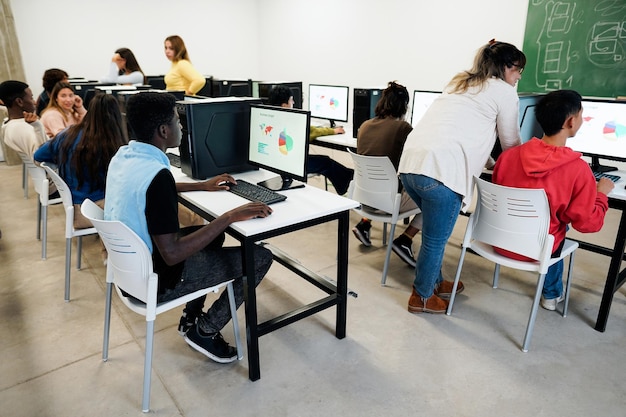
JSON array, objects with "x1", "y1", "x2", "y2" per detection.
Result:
[{"x1": 0, "y1": 0, "x2": 25, "y2": 164}]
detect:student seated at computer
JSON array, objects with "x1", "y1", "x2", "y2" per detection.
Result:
[
  {"x1": 493, "y1": 89, "x2": 614, "y2": 311},
  {"x1": 105, "y1": 91, "x2": 273, "y2": 363},
  {"x1": 40, "y1": 81, "x2": 86, "y2": 138},
  {"x1": 352, "y1": 81, "x2": 423, "y2": 267},
  {"x1": 100, "y1": 48, "x2": 146, "y2": 85},
  {"x1": 36, "y1": 68, "x2": 69, "y2": 115},
  {"x1": 268, "y1": 85, "x2": 353, "y2": 195},
  {"x1": 163, "y1": 35, "x2": 206, "y2": 96}
]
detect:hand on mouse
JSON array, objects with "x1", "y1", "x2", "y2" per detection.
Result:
[{"x1": 203, "y1": 173, "x2": 237, "y2": 191}]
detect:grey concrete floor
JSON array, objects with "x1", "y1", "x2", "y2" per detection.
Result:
[{"x1": 1, "y1": 157, "x2": 625, "y2": 416}]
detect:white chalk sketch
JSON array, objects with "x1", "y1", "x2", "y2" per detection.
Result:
[{"x1": 524, "y1": 0, "x2": 626, "y2": 94}]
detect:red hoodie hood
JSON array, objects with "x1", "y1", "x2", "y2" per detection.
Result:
[{"x1": 519, "y1": 138, "x2": 583, "y2": 178}]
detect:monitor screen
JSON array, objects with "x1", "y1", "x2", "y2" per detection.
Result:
[
  {"x1": 249, "y1": 104, "x2": 311, "y2": 190},
  {"x1": 567, "y1": 99, "x2": 626, "y2": 170},
  {"x1": 308, "y1": 84, "x2": 349, "y2": 126},
  {"x1": 410, "y1": 90, "x2": 441, "y2": 127}
]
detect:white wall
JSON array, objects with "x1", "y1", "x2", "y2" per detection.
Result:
[
  {"x1": 11, "y1": 0, "x2": 261, "y2": 94},
  {"x1": 11, "y1": 0, "x2": 530, "y2": 117}
]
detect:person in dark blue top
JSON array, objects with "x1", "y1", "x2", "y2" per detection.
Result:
[{"x1": 34, "y1": 93, "x2": 127, "y2": 228}]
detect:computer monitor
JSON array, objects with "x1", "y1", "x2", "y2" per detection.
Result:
[
  {"x1": 410, "y1": 90, "x2": 441, "y2": 127},
  {"x1": 145, "y1": 75, "x2": 166, "y2": 90},
  {"x1": 567, "y1": 98, "x2": 626, "y2": 172},
  {"x1": 518, "y1": 94, "x2": 544, "y2": 143},
  {"x1": 211, "y1": 79, "x2": 253, "y2": 97},
  {"x1": 256, "y1": 81, "x2": 303, "y2": 109},
  {"x1": 248, "y1": 104, "x2": 311, "y2": 190},
  {"x1": 308, "y1": 84, "x2": 349, "y2": 127}
]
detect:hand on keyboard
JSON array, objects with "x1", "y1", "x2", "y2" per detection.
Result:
[{"x1": 597, "y1": 177, "x2": 615, "y2": 195}]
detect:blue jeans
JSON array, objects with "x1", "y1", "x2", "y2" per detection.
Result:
[
  {"x1": 400, "y1": 174, "x2": 462, "y2": 298},
  {"x1": 543, "y1": 259, "x2": 563, "y2": 299}
]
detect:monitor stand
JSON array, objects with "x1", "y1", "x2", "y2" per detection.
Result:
[
  {"x1": 257, "y1": 175, "x2": 305, "y2": 191},
  {"x1": 589, "y1": 155, "x2": 617, "y2": 173},
  {"x1": 329, "y1": 120, "x2": 336, "y2": 128}
]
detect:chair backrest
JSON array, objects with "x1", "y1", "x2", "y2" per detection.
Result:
[
  {"x1": 472, "y1": 177, "x2": 551, "y2": 261},
  {"x1": 40, "y1": 162, "x2": 73, "y2": 209},
  {"x1": 81, "y1": 199, "x2": 155, "y2": 304},
  {"x1": 347, "y1": 149, "x2": 400, "y2": 214},
  {"x1": 18, "y1": 152, "x2": 51, "y2": 201}
]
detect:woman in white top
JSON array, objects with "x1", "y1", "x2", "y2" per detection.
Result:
[
  {"x1": 398, "y1": 39, "x2": 525, "y2": 314},
  {"x1": 100, "y1": 48, "x2": 146, "y2": 85}
]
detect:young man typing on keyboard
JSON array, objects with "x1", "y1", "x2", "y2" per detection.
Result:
[
  {"x1": 105, "y1": 92, "x2": 274, "y2": 363},
  {"x1": 493, "y1": 90, "x2": 614, "y2": 311}
]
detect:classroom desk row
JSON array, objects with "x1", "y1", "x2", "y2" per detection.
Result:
[{"x1": 172, "y1": 166, "x2": 359, "y2": 380}]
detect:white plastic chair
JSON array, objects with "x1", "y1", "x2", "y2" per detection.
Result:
[
  {"x1": 346, "y1": 149, "x2": 422, "y2": 285},
  {"x1": 81, "y1": 199, "x2": 243, "y2": 413},
  {"x1": 446, "y1": 177, "x2": 579, "y2": 352},
  {"x1": 40, "y1": 162, "x2": 97, "y2": 301},
  {"x1": 17, "y1": 153, "x2": 62, "y2": 259}
]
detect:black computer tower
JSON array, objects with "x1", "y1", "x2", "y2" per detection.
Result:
[
  {"x1": 353, "y1": 88, "x2": 382, "y2": 138},
  {"x1": 176, "y1": 97, "x2": 261, "y2": 180}
]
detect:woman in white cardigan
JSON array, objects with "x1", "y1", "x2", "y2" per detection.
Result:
[{"x1": 399, "y1": 40, "x2": 525, "y2": 314}]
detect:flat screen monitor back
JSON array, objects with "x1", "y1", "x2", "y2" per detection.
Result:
[
  {"x1": 257, "y1": 82, "x2": 303, "y2": 109},
  {"x1": 177, "y1": 98, "x2": 261, "y2": 179}
]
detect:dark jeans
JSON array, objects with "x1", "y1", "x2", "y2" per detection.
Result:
[
  {"x1": 158, "y1": 228, "x2": 273, "y2": 334},
  {"x1": 307, "y1": 155, "x2": 354, "y2": 195}
]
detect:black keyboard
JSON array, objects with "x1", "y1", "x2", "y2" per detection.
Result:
[
  {"x1": 593, "y1": 171, "x2": 620, "y2": 182},
  {"x1": 166, "y1": 152, "x2": 181, "y2": 168},
  {"x1": 226, "y1": 179, "x2": 287, "y2": 205}
]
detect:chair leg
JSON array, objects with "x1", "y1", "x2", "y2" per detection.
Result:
[
  {"x1": 23, "y1": 163, "x2": 28, "y2": 199},
  {"x1": 562, "y1": 252, "x2": 576, "y2": 318},
  {"x1": 37, "y1": 200, "x2": 42, "y2": 241},
  {"x1": 381, "y1": 223, "x2": 397, "y2": 286},
  {"x1": 447, "y1": 247, "x2": 468, "y2": 315},
  {"x1": 142, "y1": 320, "x2": 155, "y2": 413},
  {"x1": 492, "y1": 264, "x2": 501, "y2": 288},
  {"x1": 382, "y1": 223, "x2": 388, "y2": 246},
  {"x1": 41, "y1": 204, "x2": 48, "y2": 260},
  {"x1": 76, "y1": 236, "x2": 83, "y2": 270},
  {"x1": 64, "y1": 238, "x2": 72, "y2": 302},
  {"x1": 522, "y1": 273, "x2": 547, "y2": 352},
  {"x1": 102, "y1": 282, "x2": 113, "y2": 362},
  {"x1": 226, "y1": 282, "x2": 243, "y2": 360}
]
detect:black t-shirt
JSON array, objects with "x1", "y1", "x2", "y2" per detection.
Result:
[{"x1": 145, "y1": 169, "x2": 184, "y2": 293}]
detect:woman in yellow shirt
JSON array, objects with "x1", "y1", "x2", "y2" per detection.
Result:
[{"x1": 163, "y1": 35, "x2": 206, "y2": 96}]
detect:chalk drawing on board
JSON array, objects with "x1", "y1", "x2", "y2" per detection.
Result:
[{"x1": 588, "y1": 21, "x2": 626, "y2": 68}]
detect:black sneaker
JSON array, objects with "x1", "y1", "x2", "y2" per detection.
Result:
[
  {"x1": 178, "y1": 312, "x2": 197, "y2": 336},
  {"x1": 184, "y1": 325, "x2": 238, "y2": 363},
  {"x1": 352, "y1": 219, "x2": 372, "y2": 247},
  {"x1": 392, "y1": 236, "x2": 416, "y2": 267}
]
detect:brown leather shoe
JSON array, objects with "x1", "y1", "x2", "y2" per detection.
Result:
[
  {"x1": 408, "y1": 288, "x2": 449, "y2": 314},
  {"x1": 434, "y1": 280, "x2": 464, "y2": 300}
]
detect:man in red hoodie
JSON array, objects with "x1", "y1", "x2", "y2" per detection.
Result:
[{"x1": 493, "y1": 89, "x2": 614, "y2": 311}]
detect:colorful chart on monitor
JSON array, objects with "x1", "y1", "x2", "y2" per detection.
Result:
[
  {"x1": 329, "y1": 97, "x2": 339, "y2": 109},
  {"x1": 278, "y1": 129, "x2": 293, "y2": 155},
  {"x1": 603, "y1": 121, "x2": 626, "y2": 140}
]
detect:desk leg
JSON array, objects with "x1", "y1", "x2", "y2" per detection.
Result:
[
  {"x1": 595, "y1": 208, "x2": 626, "y2": 332},
  {"x1": 242, "y1": 240, "x2": 261, "y2": 381},
  {"x1": 336, "y1": 211, "x2": 349, "y2": 339}
]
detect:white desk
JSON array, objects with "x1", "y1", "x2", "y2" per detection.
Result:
[
  {"x1": 312, "y1": 123, "x2": 357, "y2": 154},
  {"x1": 173, "y1": 168, "x2": 359, "y2": 380}
]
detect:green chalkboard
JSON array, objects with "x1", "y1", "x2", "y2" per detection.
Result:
[{"x1": 519, "y1": 0, "x2": 626, "y2": 98}]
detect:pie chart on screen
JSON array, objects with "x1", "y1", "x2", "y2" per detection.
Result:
[
  {"x1": 278, "y1": 129, "x2": 293, "y2": 155},
  {"x1": 603, "y1": 121, "x2": 626, "y2": 140}
]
